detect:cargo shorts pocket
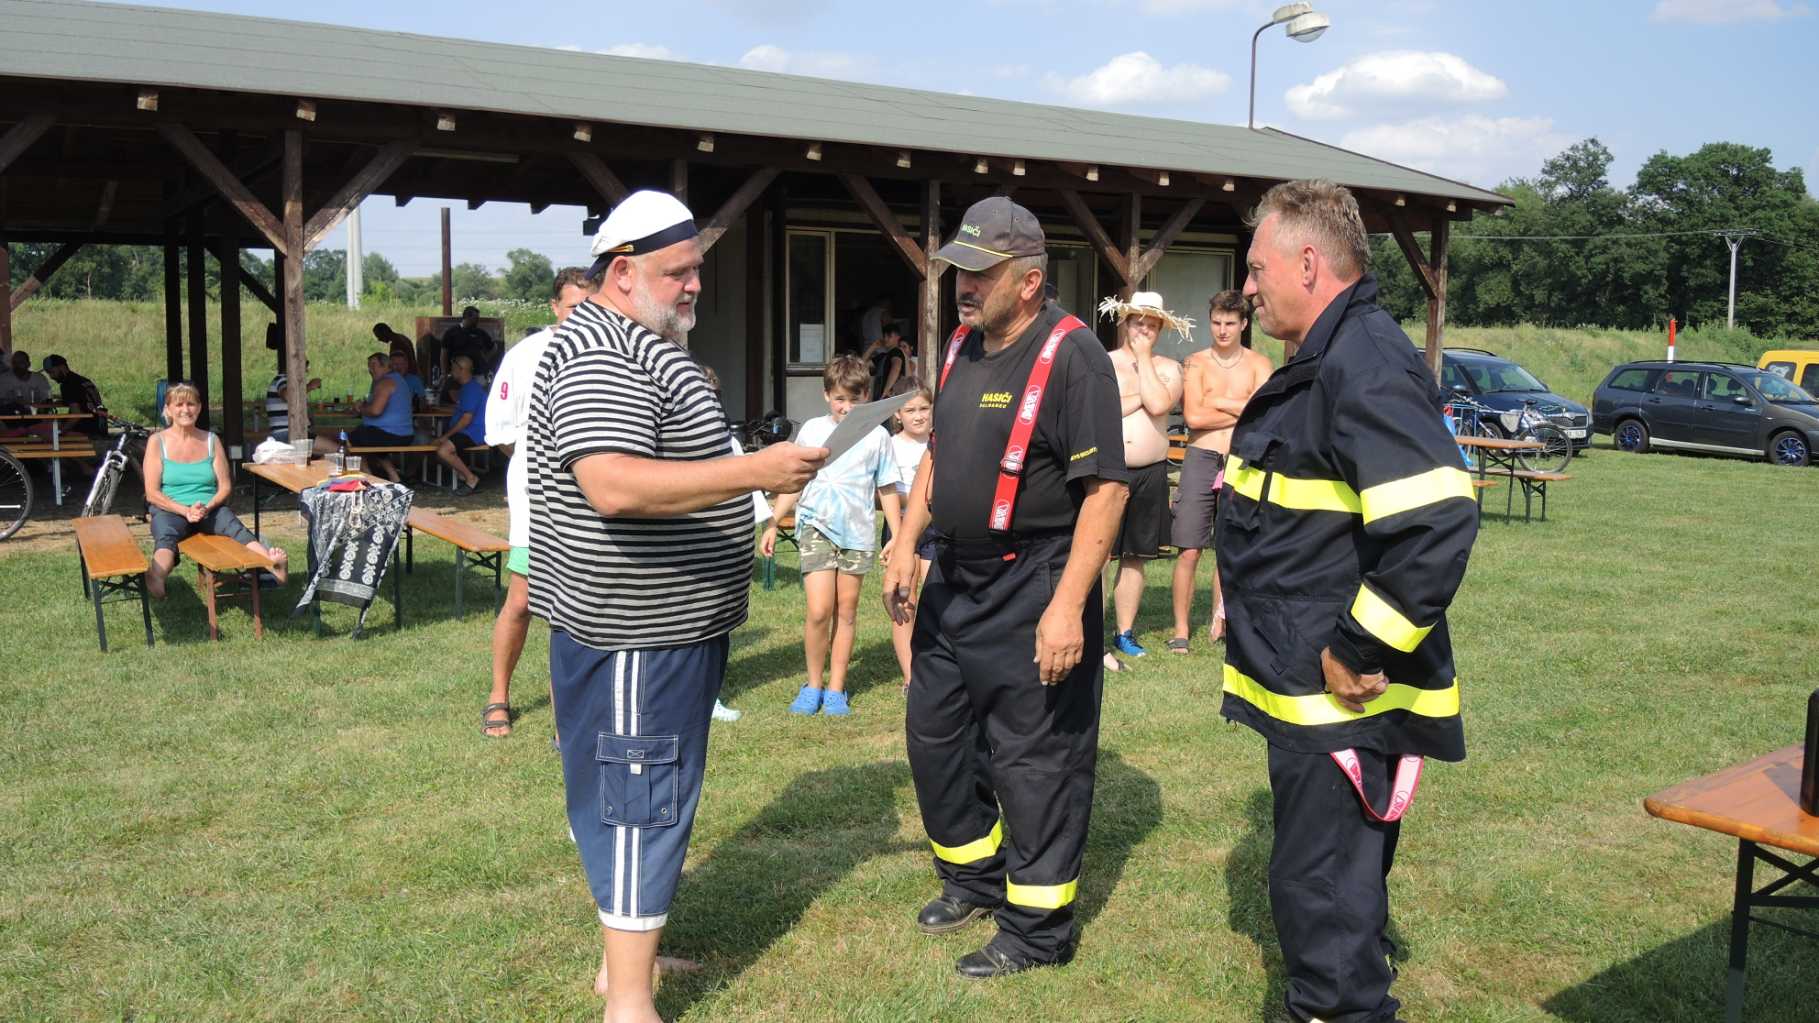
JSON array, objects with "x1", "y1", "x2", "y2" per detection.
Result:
[{"x1": 596, "y1": 733, "x2": 680, "y2": 828}]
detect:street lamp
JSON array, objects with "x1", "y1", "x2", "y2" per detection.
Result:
[{"x1": 1249, "y1": 3, "x2": 1330, "y2": 130}]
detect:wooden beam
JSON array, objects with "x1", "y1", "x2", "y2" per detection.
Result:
[
  {"x1": 302, "y1": 140, "x2": 412, "y2": 252},
  {"x1": 1425, "y1": 215, "x2": 1449, "y2": 381},
  {"x1": 220, "y1": 229, "x2": 244, "y2": 451},
  {"x1": 163, "y1": 209, "x2": 183, "y2": 383},
  {"x1": 8, "y1": 241, "x2": 84, "y2": 310},
  {"x1": 1122, "y1": 193, "x2": 1141, "y2": 296},
  {"x1": 1132, "y1": 197, "x2": 1205, "y2": 282},
  {"x1": 93, "y1": 181, "x2": 118, "y2": 228},
  {"x1": 0, "y1": 114, "x2": 54, "y2": 174},
  {"x1": 1387, "y1": 211, "x2": 1439, "y2": 300},
  {"x1": 237, "y1": 261, "x2": 280, "y2": 314},
  {"x1": 699, "y1": 166, "x2": 780, "y2": 252},
  {"x1": 187, "y1": 210, "x2": 210, "y2": 428},
  {"x1": 1056, "y1": 189, "x2": 1130, "y2": 285},
  {"x1": 569, "y1": 152, "x2": 629, "y2": 206},
  {"x1": 670, "y1": 158, "x2": 688, "y2": 204},
  {"x1": 281, "y1": 130, "x2": 310, "y2": 441},
  {"x1": 529, "y1": 201, "x2": 550, "y2": 215},
  {"x1": 919, "y1": 179, "x2": 944, "y2": 388},
  {"x1": 158, "y1": 124, "x2": 288, "y2": 256},
  {"x1": 837, "y1": 173, "x2": 926, "y2": 278}
]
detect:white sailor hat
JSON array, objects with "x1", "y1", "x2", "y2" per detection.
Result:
[{"x1": 589, "y1": 190, "x2": 698, "y2": 276}]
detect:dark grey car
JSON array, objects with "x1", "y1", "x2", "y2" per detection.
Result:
[
  {"x1": 1441, "y1": 349, "x2": 1593, "y2": 451},
  {"x1": 1591, "y1": 360, "x2": 1819, "y2": 466}
]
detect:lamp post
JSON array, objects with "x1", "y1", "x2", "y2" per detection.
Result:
[{"x1": 1249, "y1": 2, "x2": 1330, "y2": 130}]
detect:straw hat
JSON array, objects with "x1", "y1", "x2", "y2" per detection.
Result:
[{"x1": 1097, "y1": 291, "x2": 1195, "y2": 341}]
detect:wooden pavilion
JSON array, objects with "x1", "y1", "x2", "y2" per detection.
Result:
[{"x1": 0, "y1": 0, "x2": 1509, "y2": 443}]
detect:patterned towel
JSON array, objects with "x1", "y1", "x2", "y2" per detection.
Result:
[{"x1": 295, "y1": 481, "x2": 413, "y2": 628}]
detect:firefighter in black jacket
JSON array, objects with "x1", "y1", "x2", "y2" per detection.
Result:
[{"x1": 1218, "y1": 181, "x2": 1478, "y2": 1023}]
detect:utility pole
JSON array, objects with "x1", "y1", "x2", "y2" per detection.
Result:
[
  {"x1": 1722, "y1": 231, "x2": 1755, "y2": 330},
  {"x1": 345, "y1": 206, "x2": 363, "y2": 309}
]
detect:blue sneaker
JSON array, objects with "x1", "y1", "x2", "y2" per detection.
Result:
[
  {"x1": 788, "y1": 685, "x2": 824, "y2": 715},
  {"x1": 821, "y1": 690, "x2": 851, "y2": 716},
  {"x1": 1113, "y1": 630, "x2": 1147, "y2": 658}
]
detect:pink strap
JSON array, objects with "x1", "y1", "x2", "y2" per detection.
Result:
[{"x1": 1330, "y1": 749, "x2": 1424, "y2": 823}]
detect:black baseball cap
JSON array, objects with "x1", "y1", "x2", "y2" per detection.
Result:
[{"x1": 933, "y1": 197, "x2": 1046, "y2": 272}]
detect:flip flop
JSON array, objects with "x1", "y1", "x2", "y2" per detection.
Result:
[
  {"x1": 481, "y1": 702, "x2": 513, "y2": 738},
  {"x1": 1166, "y1": 637, "x2": 1190, "y2": 654}
]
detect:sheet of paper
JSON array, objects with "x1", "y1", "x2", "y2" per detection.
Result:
[
  {"x1": 818, "y1": 392, "x2": 913, "y2": 464},
  {"x1": 798, "y1": 325, "x2": 825, "y2": 364}
]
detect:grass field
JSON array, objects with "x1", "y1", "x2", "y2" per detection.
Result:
[
  {"x1": 4, "y1": 436, "x2": 1818, "y2": 1021},
  {"x1": 13, "y1": 298, "x2": 1810, "y2": 429}
]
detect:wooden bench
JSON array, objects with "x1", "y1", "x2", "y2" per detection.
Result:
[
  {"x1": 72, "y1": 515, "x2": 153, "y2": 651},
  {"x1": 348, "y1": 443, "x2": 491, "y2": 489},
  {"x1": 403, "y1": 508, "x2": 509, "y2": 616},
  {"x1": 1481, "y1": 469, "x2": 1570, "y2": 522},
  {"x1": 177, "y1": 534, "x2": 275, "y2": 641}
]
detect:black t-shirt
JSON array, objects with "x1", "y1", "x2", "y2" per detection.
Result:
[
  {"x1": 59, "y1": 371, "x2": 106, "y2": 436},
  {"x1": 443, "y1": 325, "x2": 495, "y2": 372},
  {"x1": 869, "y1": 346, "x2": 907, "y2": 400},
  {"x1": 930, "y1": 301, "x2": 1127, "y2": 540}
]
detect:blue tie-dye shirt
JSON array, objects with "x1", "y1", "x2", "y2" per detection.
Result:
[{"x1": 793, "y1": 415, "x2": 902, "y2": 552}]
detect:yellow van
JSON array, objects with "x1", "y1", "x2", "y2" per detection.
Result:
[{"x1": 1759, "y1": 350, "x2": 1819, "y2": 394}]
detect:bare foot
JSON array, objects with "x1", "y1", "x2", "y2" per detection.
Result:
[
  {"x1": 1208, "y1": 611, "x2": 1225, "y2": 643},
  {"x1": 1102, "y1": 651, "x2": 1124, "y2": 673},
  {"x1": 267, "y1": 547, "x2": 289, "y2": 585}
]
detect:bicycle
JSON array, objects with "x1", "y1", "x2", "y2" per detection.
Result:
[
  {"x1": 735, "y1": 412, "x2": 795, "y2": 454},
  {"x1": 0, "y1": 443, "x2": 31, "y2": 541},
  {"x1": 81, "y1": 415, "x2": 151, "y2": 518},
  {"x1": 1450, "y1": 394, "x2": 1573, "y2": 475}
]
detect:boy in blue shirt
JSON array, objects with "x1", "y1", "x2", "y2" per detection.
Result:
[
  {"x1": 762, "y1": 355, "x2": 904, "y2": 716},
  {"x1": 435, "y1": 354, "x2": 489, "y2": 495}
]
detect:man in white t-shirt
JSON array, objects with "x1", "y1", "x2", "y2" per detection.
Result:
[{"x1": 478, "y1": 266, "x2": 592, "y2": 739}]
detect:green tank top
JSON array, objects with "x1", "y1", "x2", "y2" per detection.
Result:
[{"x1": 159, "y1": 433, "x2": 218, "y2": 507}]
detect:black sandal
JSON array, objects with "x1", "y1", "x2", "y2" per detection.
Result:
[{"x1": 481, "y1": 702, "x2": 512, "y2": 738}]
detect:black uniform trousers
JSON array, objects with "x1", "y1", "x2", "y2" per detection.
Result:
[
  {"x1": 906, "y1": 532, "x2": 1103, "y2": 962},
  {"x1": 1268, "y1": 743, "x2": 1403, "y2": 1023}
]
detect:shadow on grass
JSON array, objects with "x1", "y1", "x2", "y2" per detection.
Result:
[
  {"x1": 655, "y1": 759, "x2": 918, "y2": 1017},
  {"x1": 1078, "y1": 750, "x2": 1164, "y2": 929},
  {"x1": 1542, "y1": 912, "x2": 1814, "y2": 1023},
  {"x1": 721, "y1": 629, "x2": 898, "y2": 703}
]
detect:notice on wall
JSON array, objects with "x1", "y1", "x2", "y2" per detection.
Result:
[{"x1": 798, "y1": 324, "x2": 825, "y2": 364}]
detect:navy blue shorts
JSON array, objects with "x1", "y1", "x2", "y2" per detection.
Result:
[{"x1": 550, "y1": 630, "x2": 727, "y2": 932}]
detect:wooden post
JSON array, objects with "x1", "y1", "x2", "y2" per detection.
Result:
[
  {"x1": 219, "y1": 232, "x2": 244, "y2": 451},
  {"x1": 1426, "y1": 215, "x2": 1450, "y2": 381},
  {"x1": 0, "y1": 241, "x2": 10, "y2": 355},
  {"x1": 744, "y1": 198, "x2": 766, "y2": 420},
  {"x1": 281, "y1": 130, "x2": 309, "y2": 441},
  {"x1": 187, "y1": 211, "x2": 209, "y2": 428},
  {"x1": 269, "y1": 252, "x2": 287, "y2": 359},
  {"x1": 163, "y1": 220, "x2": 183, "y2": 383},
  {"x1": 671, "y1": 159, "x2": 688, "y2": 205},
  {"x1": 920, "y1": 180, "x2": 943, "y2": 387},
  {"x1": 1122, "y1": 193, "x2": 1141, "y2": 297},
  {"x1": 440, "y1": 206, "x2": 452, "y2": 316}
]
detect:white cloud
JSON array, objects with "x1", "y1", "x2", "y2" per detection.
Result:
[
  {"x1": 737, "y1": 44, "x2": 867, "y2": 80},
  {"x1": 1651, "y1": 0, "x2": 1810, "y2": 23},
  {"x1": 1339, "y1": 115, "x2": 1573, "y2": 188},
  {"x1": 1286, "y1": 51, "x2": 1506, "y2": 120},
  {"x1": 601, "y1": 43, "x2": 681, "y2": 60},
  {"x1": 1043, "y1": 52, "x2": 1230, "y2": 109}
]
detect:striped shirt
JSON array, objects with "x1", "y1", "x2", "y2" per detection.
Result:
[{"x1": 524, "y1": 299, "x2": 753, "y2": 651}]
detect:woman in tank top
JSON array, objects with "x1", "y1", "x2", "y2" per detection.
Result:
[{"x1": 143, "y1": 381, "x2": 289, "y2": 599}]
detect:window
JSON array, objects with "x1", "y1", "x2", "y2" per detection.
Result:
[
  {"x1": 1764, "y1": 361, "x2": 1795, "y2": 379},
  {"x1": 786, "y1": 231, "x2": 833, "y2": 366},
  {"x1": 1441, "y1": 361, "x2": 1472, "y2": 393},
  {"x1": 1606, "y1": 367, "x2": 1654, "y2": 392},
  {"x1": 1702, "y1": 373, "x2": 1750, "y2": 402},
  {"x1": 1653, "y1": 370, "x2": 1702, "y2": 399},
  {"x1": 1803, "y1": 365, "x2": 1819, "y2": 394},
  {"x1": 1739, "y1": 369, "x2": 1815, "y2": 403}
]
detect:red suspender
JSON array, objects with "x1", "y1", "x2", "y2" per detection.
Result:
[
  {"x1": 1330, "y1": 749, "x2": 1425, "y2": 823},
  {"x1": 933, "y1": 315, "x2": 1087, "y2": 534}
]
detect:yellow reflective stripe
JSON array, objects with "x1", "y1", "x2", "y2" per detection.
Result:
[
  {"x1": 1005, "y1": 877, "x2": 1078, "y2": 909},
  {"x1": 1222, "y1": 663, "x2": 1459, "y2": 727},
  {"x1": 1223, "y1": 456, "x2": 1361, "y2": 514},
  {"x1": 1350, "y1": 583, "x2": 1433, "y2": 653},
  {"x1": 1359, "y1": 466, "x2": 1475, "y2": 524},
  {"x1": 930, "y1": 819, "x2": 1003, "y2": 865}
]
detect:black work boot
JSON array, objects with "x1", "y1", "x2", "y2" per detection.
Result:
[
  {"x1": 954, "y1": 937, "x2": 1076, "y2": 980},
  {"x1": 916, "y1": 895, "x2": 993, "y2": 935}
]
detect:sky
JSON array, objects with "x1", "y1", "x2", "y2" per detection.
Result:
[{"x1": 104, "y1": 0, "x2": 1819, "y2": 275}]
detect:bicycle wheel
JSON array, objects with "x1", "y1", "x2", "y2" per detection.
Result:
[
  {"x1": 0, "y1": 450, "x2": 32, "y2": 541},
  {"x1": 82, "y1": 455, "x2": 123, "y2": 518},
  {"x1": 1518, "y1": 424, "x2": 1573, "y2": 474}
]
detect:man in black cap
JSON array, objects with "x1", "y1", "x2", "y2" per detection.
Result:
[
  {"x1": 882, "y1": 196, "x2": 1129, "y2": 978},
  {"x1": 441, "y1": 306, "x2": 498, "y2": 381},
  {"x1": 41, "y1": 355, "x2": 106, "y2": 438}
]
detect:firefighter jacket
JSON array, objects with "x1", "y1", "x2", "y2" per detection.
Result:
[{"x1": 1215, "y1": 275, "x2": 1477, "y2": 762}]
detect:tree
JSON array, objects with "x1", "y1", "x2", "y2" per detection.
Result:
[
  {"x1": 450, "y1": 262, "x2": 501, "y2": 302},
  {"x1": 502, "y1": 248, "x2": 554, "y2": 303},
  {"x1": 301, "y1": 249, "x2": 347, "y2": 303}
]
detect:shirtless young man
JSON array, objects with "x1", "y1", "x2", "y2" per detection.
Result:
[
  {"x1": 1104, "y1": 292, "x2": 1185, "y2": 662},
  {"x1": 1169, "y1": 289, "x2": 1272, "y2": 649}
]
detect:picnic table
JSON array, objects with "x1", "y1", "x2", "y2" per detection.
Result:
[
  {"x1": 243, "y1": 457, "x2": 406, "y2": 634},
  {"x1": 1645, "y1": 745, "x2": 1819, "y2": 1023},
  {"x1": 1454, "y1": 435, "x2": 1569, "y2": 522},
  {"x1": 0, "y1": 410, "x2": 99, "y2": 506}
]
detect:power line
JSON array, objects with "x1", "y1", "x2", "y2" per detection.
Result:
[{"x1": 1447, "y1": 227, "x2": 1758, "y2": 241}]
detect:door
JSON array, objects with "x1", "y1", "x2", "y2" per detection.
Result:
[
  {"x1": 1645, "y1": 369, "x2": 1704, "y2": 443},
  {"x1": 1697, "y1": 371, "x2": 1761, "y2": 450}
]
